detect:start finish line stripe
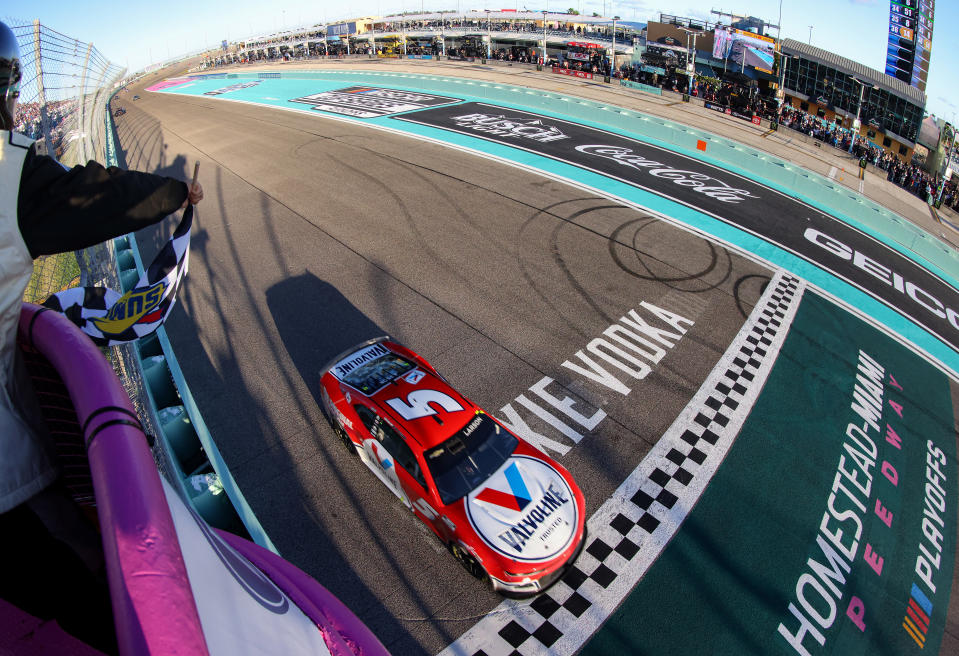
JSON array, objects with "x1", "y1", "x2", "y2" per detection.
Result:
[{"x1": 438, "y1": 270, "x2": 806, "y2": 656}]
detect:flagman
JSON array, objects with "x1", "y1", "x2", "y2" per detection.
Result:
[{"x1": 0, "y1": 20, "x2": 202, "y2": 652}]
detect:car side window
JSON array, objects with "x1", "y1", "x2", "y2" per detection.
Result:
[
  {"x1": 354, "y1": 405, "x2": 377, "y2": 434},
  {"x1": 376, "y1": 421, "x2": 427, "y2": 489}
]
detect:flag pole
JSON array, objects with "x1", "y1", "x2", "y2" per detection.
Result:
[{"x1": 191, "y1": 162, "x2": 200, "y2": 203}]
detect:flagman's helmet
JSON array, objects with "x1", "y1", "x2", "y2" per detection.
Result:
[{"x1": 0, "y1": 21, "x2": 22, "y2": 131}]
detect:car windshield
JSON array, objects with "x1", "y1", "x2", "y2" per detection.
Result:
[
  {"x1": 425, "y1": 413, "x2": 518, "y2": 505},
  {"x1": 341, "y1": 354, "x2": 415, "y2": 395}
]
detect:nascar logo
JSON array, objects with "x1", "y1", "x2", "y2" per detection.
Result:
[
  {"x1": 903, "y1": 583, "x2": 933, "y2": 648},
  {"x1": 90, "y1": 280, "x2": 167, "y2": 336}
]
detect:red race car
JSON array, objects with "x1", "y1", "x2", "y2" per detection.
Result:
[{"x1": 319, "y1": 337, "x2": 586, "y2": 597}]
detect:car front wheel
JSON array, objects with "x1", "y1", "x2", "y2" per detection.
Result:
[{"x1": 450, "y1": 543, "x2": 488, "y2": 582}]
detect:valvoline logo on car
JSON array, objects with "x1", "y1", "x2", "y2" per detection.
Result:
[{"x1": 465, "y1": 456, "x2": 578, "y2": 563}]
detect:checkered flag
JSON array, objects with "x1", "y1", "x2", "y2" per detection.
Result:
[{"x1": 43, "y1": 205, "x2": 193, "y2": 346}]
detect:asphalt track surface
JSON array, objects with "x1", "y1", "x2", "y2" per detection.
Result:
[{"x1": 114, "y1": 67, "x2": 959, "y2": 655}]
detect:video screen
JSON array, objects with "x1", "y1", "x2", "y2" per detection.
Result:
[{"x1": 713, "y1": 27, "x2": 775, "y2": 73}]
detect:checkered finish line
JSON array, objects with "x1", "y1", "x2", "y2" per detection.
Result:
[{"x1": 439, "y1": 270, "x2": 805, "y2": 656}]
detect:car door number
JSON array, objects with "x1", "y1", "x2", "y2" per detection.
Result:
[{"x1": 386, "y1": 389, "x2": 464, "y2": 420}]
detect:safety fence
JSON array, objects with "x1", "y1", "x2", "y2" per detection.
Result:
[
  {"x1": 8, "y1": 18, "x2": 126, "y2": 303},
  {"x1": 8, "y1": 18, "x2": 274, "y2": 550}
]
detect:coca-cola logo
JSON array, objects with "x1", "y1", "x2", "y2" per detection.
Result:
[{"x1": 574, "y1": 145, "x2": 761, "y2": 204}]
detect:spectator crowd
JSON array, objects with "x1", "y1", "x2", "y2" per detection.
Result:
[
  {"x1": 778, "y1": 104, "x2": 958, "y2": 209},
  {"x1": 13, "y1": 99, "x2": 74, "y2": 158}
]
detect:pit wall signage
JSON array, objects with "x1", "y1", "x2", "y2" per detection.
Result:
[
  {"x1": 704, "y1": 101, "x2": 760, "y2": 125},
  {"x1": 552, "y1": 67, "x2": 594, "y2": 80}
]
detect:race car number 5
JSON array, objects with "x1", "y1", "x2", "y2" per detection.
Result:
[{"x1": 386, "y1": 390, "x2": 464, "y2": 420}]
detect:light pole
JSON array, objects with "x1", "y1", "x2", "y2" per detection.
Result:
[
  {"x1": 777, "y1": 0, "x2": 783, "y2": 43},
  {"x1": 542, "y1": 10, "x2": 548, "y2": 66},
  {"x1": 487, "y1": 10, "x2": 492, "y2": 59},
  {"x1": 679, "y1": 27, "x2": 704, "y2": 95},
  {"x1": 808, "y1": 25, "x2": 813, "y2": 45},
  {"x1": 848, "y1": 79, "x2": 877, "y2": 154},
  {"x1": 778, "y1": 53, "x2": 794, "y2": 108},
  {"x1": 611, "y1": 18, "x2": 616, "y2": 77}
]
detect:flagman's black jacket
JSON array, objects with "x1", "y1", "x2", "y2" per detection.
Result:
[{"x1": 17, "y1": 144, "x2": 189, "y2": 257}]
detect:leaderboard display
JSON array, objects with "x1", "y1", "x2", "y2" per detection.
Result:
[{"x1": 885, "y1": 0, "x2": 934, "y2": 92}]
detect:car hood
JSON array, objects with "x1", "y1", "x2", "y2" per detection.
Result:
[{"x1": 464, "y1": 455, "x2": 580, "y2": 564}]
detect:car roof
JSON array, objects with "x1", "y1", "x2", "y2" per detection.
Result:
[
  {"x1": 370, "y1": 367, "x2": 478, "y2": 451},
  {"x1": 326, "y1": 338, "x2": 481, "y2": 450}
]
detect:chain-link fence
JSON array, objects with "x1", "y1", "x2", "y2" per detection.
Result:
[
  {"x1": 7, "y1": 18, "x2": 126, "y2": 303},
  {"x1": 6, "y1": 18, "x2": 162, "y2": 434},
  {"x1": 5, "y1": 18, "x2": 183, "y2": 482}
]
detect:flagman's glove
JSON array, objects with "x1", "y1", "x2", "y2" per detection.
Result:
[{"x1": 181, "y1": 181, "x2": 204, "y2": 209}]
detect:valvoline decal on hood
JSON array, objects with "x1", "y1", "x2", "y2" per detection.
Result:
[{"x1": 465, "y1": 456, "x2": 579, "y2": 563}]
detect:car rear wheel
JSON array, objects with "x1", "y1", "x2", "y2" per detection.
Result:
[
  {"x1": 450, "y1": 543, "x2": 488, "y2": 582},
  {"x1": 332, "y1": 424, "x2": 356, "y2": 456}
]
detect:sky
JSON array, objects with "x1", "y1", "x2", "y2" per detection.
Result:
[{"x1": 9, "y1": 1, "x2": 958, "y2": 122}]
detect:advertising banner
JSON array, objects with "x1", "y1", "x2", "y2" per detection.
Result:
[
  {"x1": 621, "y1": 79, "x2": 662, "y2": 95},
  {"x1": 704, "y1": 101, "x2": 760, "y2": 124},
  {"x1": 327, "y1": 22, "x2": 357, "y2": 37},
  {"x1": 646, "y1": 21, "x2": 715, "y2": 54}
]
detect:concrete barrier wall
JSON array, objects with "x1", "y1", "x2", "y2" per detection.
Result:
[{"x1": 105, "y1": 95, "x2": 277, "y2": 553}]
